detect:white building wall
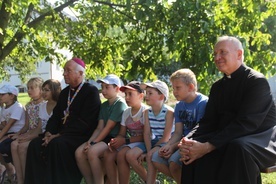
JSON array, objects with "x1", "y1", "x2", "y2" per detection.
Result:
[{"x1": 0, "y1": 60, "x2": 67, "y2": 90}]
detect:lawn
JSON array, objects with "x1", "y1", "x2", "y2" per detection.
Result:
[
  {"x1": 18, "y1": 92, "x2": 30, "y2": 106},
  {"x1": 262, "y1": 173, "x2": 276, "y2": 184}
]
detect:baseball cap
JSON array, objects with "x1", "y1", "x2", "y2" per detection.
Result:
[
  {"x1": 140, "y1": 80, "x2": 169, "y2": 102},
  {"x1": 0, "y1": 85, "x2": 19, "y2": 96},
  {"x1": 97, "y1": 74, "x2": 122, "y2": 87},
  {"x1": 120, "y1": 81, "x2": 144, "y2": 93}
]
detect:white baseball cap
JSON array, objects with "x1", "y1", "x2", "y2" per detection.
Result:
[
  {"x1": 97, "y1": 74, "x2": 122, "y2": 87},
  {"x1": 140, "y1": 80, "x2": 169, "y2": 102},
  {"x1": 0, "y1": 84, "x2": 19, "y2": 96}
]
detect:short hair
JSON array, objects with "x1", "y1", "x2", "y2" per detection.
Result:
[
  {"x1": 27, "y1": 77, "x2": 44, "y2": 89},
  {"x1": 75, "y1": 63, "x2": 85, "y2": 76},
  {"x1": 216, "y1": 36, "x2": 244, "y2": 61},
  {"x1": 170, "y1": 68, "x2": 197, "y2": 91},
  {"x1": 42, "y1": 79, "x2": 61, "y2": 102}
]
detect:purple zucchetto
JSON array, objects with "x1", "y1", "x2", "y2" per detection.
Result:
[{"x1": 71, "y1": 57, "x2": 85, "y2": 68}]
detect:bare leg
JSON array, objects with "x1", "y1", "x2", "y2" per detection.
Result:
[
  {"x1": 0, "y1": 163, "x2": 5, "y2": 183},
  {"x1": 88, "y1": 142, "x2": 108, "y2": 184},
  {"x1": 126, "y1": 147, "x2": 147, "y2": 182},
  {"x1": 152, "y1": 161, "x2": 172, "y2": 177},
  {"x1": 11, "y1": 140, "x2": 23, "y2": 184},
  {"x1": 0, "y1": 163, "x2": 5, "y2": 173},
  {"x1": 146, "y1": 147, "x2": 160, "y2": 184},
  {"x1": 18, "y1": 140, "x2": 30, "y2": 183},
  {"x1": 75, "y1": 143, "x2": 94, "y2": 184},
  {"x1": 103, "y1": 149, "x2": 118, "y2": 184},
  {"x1": 169, "y1": 162, "x2": 181, "y2": 184},
  {"x1": 117, "y1": 147, "x2": 130, "y2": 184}
]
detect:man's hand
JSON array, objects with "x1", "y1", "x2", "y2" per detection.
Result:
[
  {"x1": 42, "y1": 132, "x2": 60, "y2": 146},
  {"x1": 178, "y1": 137, "x2": 215, "y2": 165}
]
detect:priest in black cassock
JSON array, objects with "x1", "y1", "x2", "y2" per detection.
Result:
[
  {"x1": 179, "y1": 36, "x2": 276, "y2": 184},
  {"x1": 24, "y1": 58, "x2": 101, "y2": 184}
]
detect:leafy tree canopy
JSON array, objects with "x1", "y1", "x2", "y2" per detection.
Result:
[{"x1": 0, "y1": 0, "x2": 275, "y2": 94}]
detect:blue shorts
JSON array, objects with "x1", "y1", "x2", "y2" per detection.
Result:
[
  {"x1": 136, "y1": 138, "x2": 159, "y2": 153},
  {"x1": 0, "y1": 138, "x2": 14, "y2": 163},
  {"x1": 152, "y1": 149, "x2": 182, "y2": 166}
]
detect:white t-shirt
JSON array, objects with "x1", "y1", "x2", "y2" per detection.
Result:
[
  {"x1": 39, "y1": 102, "x2": 53, "y2": 132},
  {"x1": 121, "y1": 104, "x2": 147, "y2": 137},
  {"x1": 1, "y1": 101, "x2": 25, "y2": 133}
]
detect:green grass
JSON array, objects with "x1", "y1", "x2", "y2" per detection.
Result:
[
  {"x1": 18, "y1": 92, "x2": 30, "y2": 106},
  {"x1": 80, "y1": 170, "x2": 276, "y2": 184},
  {"x1": 262, "y1": 173, "x2": 276, "y2": 184}
]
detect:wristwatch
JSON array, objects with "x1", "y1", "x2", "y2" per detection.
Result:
[
  {"x1": 90, "y1": 141, "x2": 97, "y2": 145},
  {"x1": 125, "y1": 138, "x2": 130, "y2": 144}
]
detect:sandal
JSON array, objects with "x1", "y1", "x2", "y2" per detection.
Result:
[
  {"x1": 5, "y1": 173, "x2": 16, "y2": 184},
  {"x1": 0, "y1": 170, "x2": 6, "y2": 184}
]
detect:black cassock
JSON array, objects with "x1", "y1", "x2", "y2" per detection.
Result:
[
  {"x1": 25, "y1": 82, "x2": 101, "y2": 184},
  {"x1": 182, "y1": 65, "x2": 276, "y2": 184}
]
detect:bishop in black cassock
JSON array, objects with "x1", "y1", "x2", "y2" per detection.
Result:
[{"x1": 24, "y1": 58, "x2": 101, "y2": 184}]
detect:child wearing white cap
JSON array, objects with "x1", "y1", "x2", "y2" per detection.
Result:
[
  {"x1": 0, "y1": 84, "x2": 25, "y2": 182},
  {"x1": 127, "y1": 80, "x2": 175, "y2": 184},
  {"x1": 75, "y1": 74, "x2": 127, "y2": 184},
  {"x1": 0, "y1": 84, "x2": 24, "y2": 137}
]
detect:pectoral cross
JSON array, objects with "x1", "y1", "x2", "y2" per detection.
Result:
[{"x1": 62, "y1": 112, "x2": 69, "y2": 124}]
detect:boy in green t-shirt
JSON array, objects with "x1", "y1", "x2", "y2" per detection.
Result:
[{"x1": 75, "y1": 74, "x2": 127, "y2": 184}]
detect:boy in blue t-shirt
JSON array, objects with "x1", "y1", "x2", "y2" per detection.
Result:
[{"x1": 152, "y1": 69, "x2": 208, "y2": 183}]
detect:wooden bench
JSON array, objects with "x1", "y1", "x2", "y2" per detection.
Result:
[{"x1": 261, "y1": 165, "x2": 276, "y2": 173}]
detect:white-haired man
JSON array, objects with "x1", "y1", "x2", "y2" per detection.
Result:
[{"x1": 25, "y1": 58, "x2": 101, "y2": 184}]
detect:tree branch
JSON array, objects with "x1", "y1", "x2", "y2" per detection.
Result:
[
  {"x1": 93, "y1": 0, "x2": 140, "y2": 8},
  {"x1": 0, "y1": 0, "x2": 78, "y2": 61},
  {"x1": 27, "y1": 0, "x2": 79, "y2": 28},
  {"x1": 24, "y1": 3, "x2": 34, "y2": 24},
  {"x1": 0, "y1": 0, "x2": 11, "y2": 49},
  {"x1": 0, "y1": 0, "x2": 142, "y2": 61}
]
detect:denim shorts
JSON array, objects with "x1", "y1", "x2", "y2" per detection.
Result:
[
  {"x1": 135, "y1": 138, "x2": 159, "y2": 153},
  {"x1": 152, "y1": 149, "x2": 182, "y2": 166}
]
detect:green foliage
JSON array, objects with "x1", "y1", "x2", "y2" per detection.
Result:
[{"x1": 0, "y1": 0, "x2": 275, "y2": 93}]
